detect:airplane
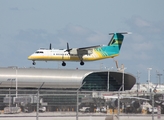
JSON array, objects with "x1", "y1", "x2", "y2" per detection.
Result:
[{"x1": 28, "y1": 32, "x2": 128, "y2": 66}]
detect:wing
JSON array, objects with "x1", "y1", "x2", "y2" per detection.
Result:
[
  {"x1": 77, "y1": 45, "x2": 101, "y2": 56},
  {"x1": 78, "y1": 45, "x2": 101, "y2": 50},
  {"x1": 69, "y1": 45, "x2": 101, "y2": 56}
]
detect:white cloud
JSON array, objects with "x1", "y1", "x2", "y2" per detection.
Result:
[
  {"x1": 68, "y1": 25, "x2": 90, "y2": 36},
  {"x1": 121, "y1": 16, "x2": 164, "y2": 82},
  {"x1": 135, "y1": 52, "x2": 151, "y2": 60},
  {"x1": 10, "y1": 7, "x2": 19, "y2": 11},
  {"x1": 86, "y1": 32, "x2": 108, "y2": 44},
  {"x1": 134, "y1": 18, "x2": 150, "y2": 27},
  {"x1": 124, "y1": 16, "x2": 164, "y2": 61},
  {"x1": 56, "y1": 24, "x2": 108, "y2": 47},
  {"x1": 132, "y1": 42, "x2": 153, "y2": 51},
  {"x1": 131, "y1": 33, "x2": 144, "y2": 42}
]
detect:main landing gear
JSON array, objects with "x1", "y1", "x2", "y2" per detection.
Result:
[
  {"x1": 61, "y1": 61, "x2": 85, "y2": 66},
  {"x1": 80, "y1": 61, "x2": 84, "y2": 65},
  {"x1": 32, "y1": 61, "x2": 85, "y2": 66},
  {"x1": 62, "y1": 61, "x2": 66, "y2": 66}
]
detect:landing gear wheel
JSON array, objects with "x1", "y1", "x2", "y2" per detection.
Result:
[
  {"x1": 62, "y1": 61, "x2": 66, "y2": 66},
  {"x1": 80, "y1": 61, "x2": 84, "y2": 66},
  {"x1": 32, "y1": 61, "x2": 36, "y2": 65}
]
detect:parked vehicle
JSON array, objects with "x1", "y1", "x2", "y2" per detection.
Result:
[
  {"x1": 39, "y1": 107, "x2": 46, "y2": 112},
  {"x1": 79, "y1": 107, "x2": 90, "y2": 112},
  {"x1": 147, "y1": 107, "x2": 158, "y2": 114}
]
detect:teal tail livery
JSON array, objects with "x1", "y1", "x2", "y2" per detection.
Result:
[
  {"x1": 28, "y1": 32, "x2": 129, "y2": 66},
  {"x1": 93, "y1": 32, "x2": 127, "y2": 59}
]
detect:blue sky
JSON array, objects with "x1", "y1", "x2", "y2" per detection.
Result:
[{"x1": 0, "y1": 0, "x2": 164, "y2": 83}]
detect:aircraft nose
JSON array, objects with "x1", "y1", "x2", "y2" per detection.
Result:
[{"x1": 28, "y1": 55, "x2": 32, "y2": 60}]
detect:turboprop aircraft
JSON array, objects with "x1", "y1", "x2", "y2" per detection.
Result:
[{"x1": 28, "y1": 32, "x2": 128, "y2": 66}]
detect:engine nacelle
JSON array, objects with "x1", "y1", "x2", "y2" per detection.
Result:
[
  {"x1": 70, "y1": 48, "x2": 93, "y2": 55},
  {"x1": 70, "y1": 48, "x2": 78, "y2": 55}
]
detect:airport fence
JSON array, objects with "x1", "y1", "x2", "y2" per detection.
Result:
[{"x1": 0, "y1": 89, "x2": 164, "y2": 118}]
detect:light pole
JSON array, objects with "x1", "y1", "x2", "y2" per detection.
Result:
[
  {"x1": 107, "y1": 68, "x2": 110, "y2": 91},
  {"x1": 36, "y1": 82, "x2": 45, "y2": 120},
  {"x1": 104, "y1": 67, "x2": 110, "y2": 91},
  {"x1": 9, "y1": 88, "x2": 11, "y2": 113},
  {"x1": 163, "y1": 70, "x2": 164, "y2": 84},
  {"x1": 105, "y1": 67, "x2": 110, "y2": 91},
  {"x1": 15, "y1": 68, "x2": 17, "y2": 106},
  {"x1": 117, "y1": 85, "x2": 123, "y2": 120},
  {"x1": 122, "y1": 67, "x2": 126, "y2": 91},
  {"x1": 13, "y1": 67, "x2": 18, "y2": 107},
  {"x1": 151, "y1": 88, "x2": 154, "y2": 120},
  {"x1": 137, "y1": 71, "x2": 141, "y2": 96},
  {"x1": 76, "y1": 82, "x2": 86, "y2": 120},
  {"x1": 7, "y1": 79, "x2": 15, "y2": 113},
  {"x1": 157, "y1": 72, "x2": 162, "y2": 88},
  {"x1": 147, "y1": 68, "x2": 152, "y2": 92}
]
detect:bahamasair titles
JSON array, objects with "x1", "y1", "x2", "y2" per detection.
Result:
[{"x1": 28, "y1": 32, "x2": 128, "y2": 66}]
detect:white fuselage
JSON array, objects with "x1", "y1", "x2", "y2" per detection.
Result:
[{"x1": 28, "y1": 47, "x2": 112, "y2": 62}]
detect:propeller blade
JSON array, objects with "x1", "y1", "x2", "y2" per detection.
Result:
[
  {"x1": 67, "y1": 42, "x2": 69, "y2": 50},
  {"x1": 49, "y1": 43, "x2": 52, "y2": 50}
]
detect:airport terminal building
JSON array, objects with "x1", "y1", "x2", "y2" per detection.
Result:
[
  {"x1": 0, "y1": 67, "x2": 136, "y2": 91},
  {"x1": 0, "y1": 67, "x2": 136, "y2": 112}
]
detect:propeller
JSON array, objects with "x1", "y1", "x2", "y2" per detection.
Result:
[
  {"x1": 65, "y1": 42, "x2": 72, "y2": 54},
  {"x1": 49, "y1": 43, "x2": 52, "y2": 50}
]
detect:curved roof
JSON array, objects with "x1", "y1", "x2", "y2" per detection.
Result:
[{"x1": 0, "y1": 67, "x2": 136, "y2": 90}]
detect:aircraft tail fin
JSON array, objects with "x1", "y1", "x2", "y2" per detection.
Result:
[{"x1": 108, "y1": 32, "x2": 129, "y2": 50}]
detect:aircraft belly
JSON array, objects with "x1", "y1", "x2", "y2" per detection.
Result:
[
  {"x1": 69, "y1": 56, "x2": 80, "y2": 61},
  {"x1": 51, "y1": 55, "x2": 75, "y2": 61},
  {"x1": 31, "y1": 55, "x2": 80, "y2": 61},
  {"x1": 51, "y1": 55, "x2": 79, "y2": 61}
]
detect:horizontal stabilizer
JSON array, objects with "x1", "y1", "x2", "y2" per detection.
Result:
[{"x1": 109, "y1": 32, "x2": 131, "y2": 35}]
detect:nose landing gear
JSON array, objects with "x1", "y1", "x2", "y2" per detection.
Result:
[{"x1": 32, "y1": 61, "x2": 36, "y2": 65}]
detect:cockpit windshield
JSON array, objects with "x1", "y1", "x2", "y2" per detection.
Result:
[{"x1": 35, "y1": 51, "x2": 44, "y2": 54}]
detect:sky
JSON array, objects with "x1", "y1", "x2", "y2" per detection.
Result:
[{"x1": 0, "y1": 0, "x2": 164, "y2": 84}]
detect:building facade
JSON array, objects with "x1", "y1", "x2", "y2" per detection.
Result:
[
  {"x1": 0, "y1": 67, "x2": 136, "y2": 112},
  {"x1": 0, "y1": 67, "x2": 136, "y2": 91}
]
